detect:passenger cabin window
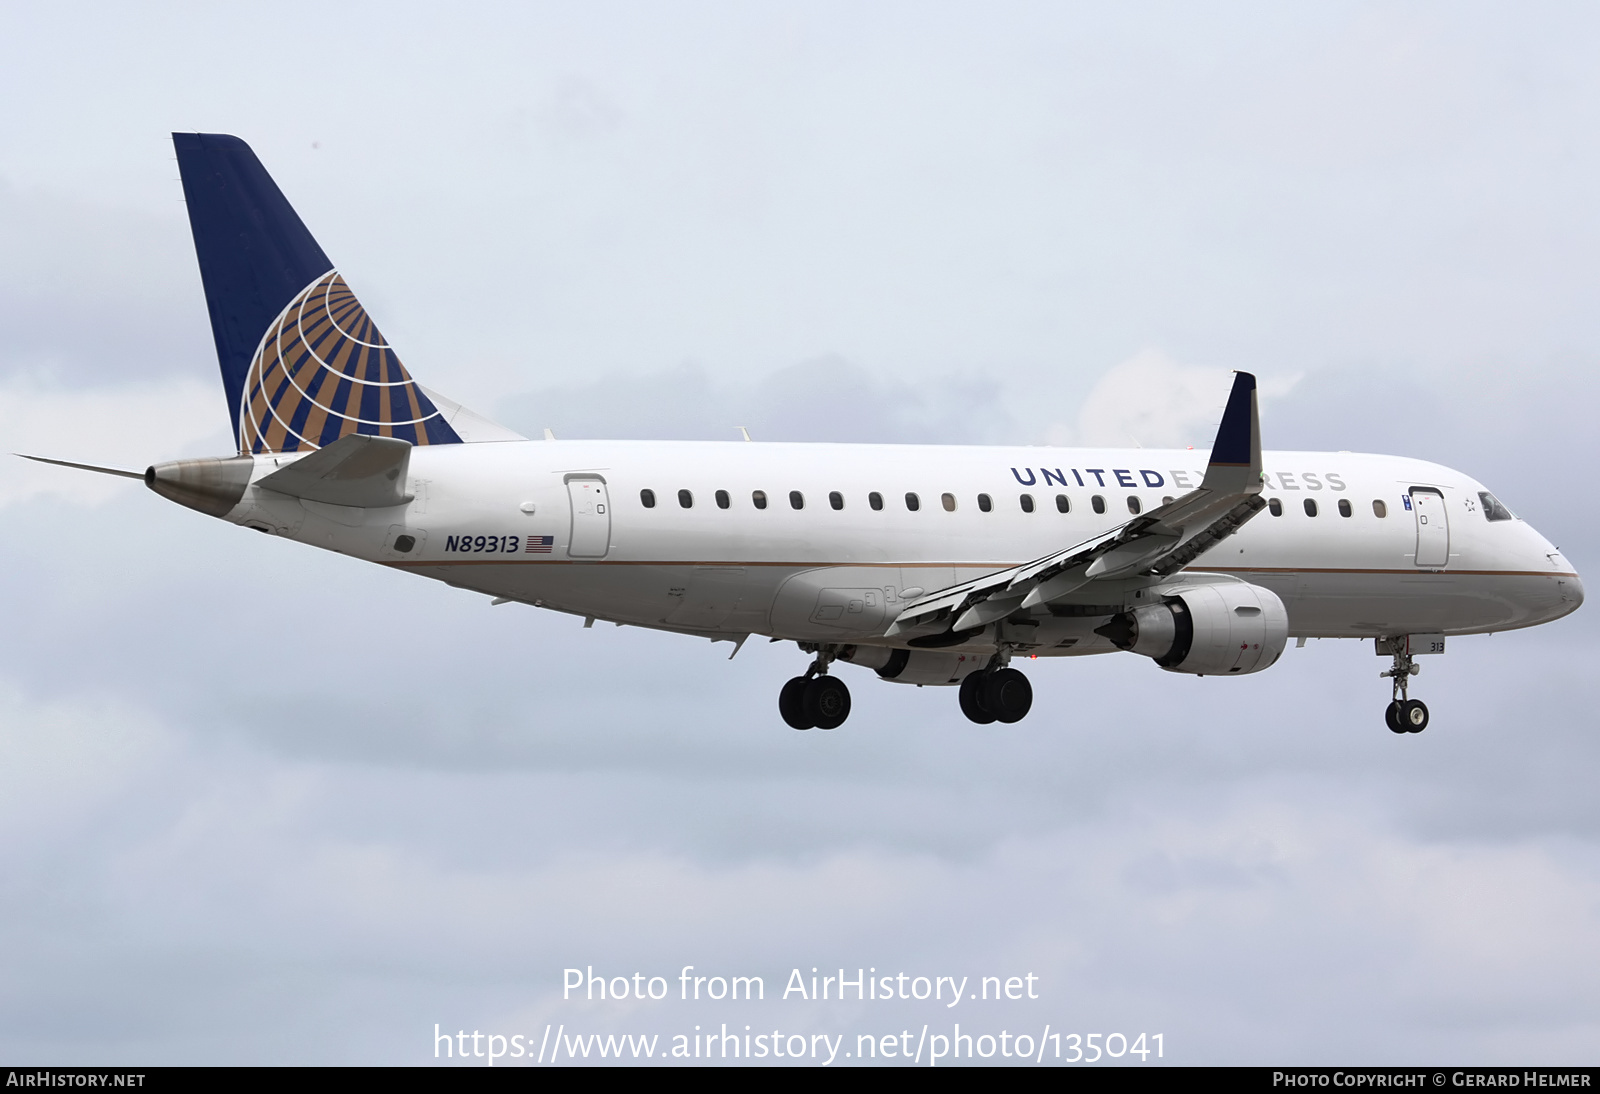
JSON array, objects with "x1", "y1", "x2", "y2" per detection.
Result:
[
  {"x1": 789, "y1": 490, "x2": 805, "y2": 510},
  {"x1": 1303, "y1": 498, "x2": 1318, "y2": 517},
  {"x1": 905, "y1": 492, "x2": 921, "y2": 512},
  {"x1": 977, "y1": 493, "x2": 992, "y2": 512},
  {"x1": 1479, "y1": 491, "x2": 1515, "y2": 522},
  {"x1": 678, "y1": 489, "x2": 693, "y2": 509},
  {"x1": 868, "y1": 492, "x2": 884, "y2": 511},
  {"x1": 640, "y1": 489, "x2": 656, "y2": 509},
  {"x1": 1372, "y1": 499, "x2": 1387, "y2": 518},
  {"x1": 1055, "y1": 494, "x2": 1070, "y2": 513},
  {"x1": 1338, "y1": 499, "x2": 1352, "y2": 518},
  {"x1": 715, "y1": 489, "x2": 730, "y2": 510},
  {"x1": 1127, "y1": 496, "x2": 1142, "y2": 515},
  {"x1": 1268, "y1": 498, "x2": 1283, "y2": 516},
  {"x1": 1019, "y1": 493, "x2": 1035, "y2": 513},
  {"x1": 1091, "y1": 495, "x2": 1106, "y2": 515},
  {"x1": 829, "y1": 491, "x2": 844, "y2": 511},
  {"x1": 1162, "y1": 495, "x2": 1174, "y2": 505},
  {"x1": 752, "y1": 489, "x2": 768, "y2": 510},
  {"x1": 941, "y1": 492, "x2": 957, "y2": 512}
]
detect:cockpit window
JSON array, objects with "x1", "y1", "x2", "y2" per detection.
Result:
[{"x1": 1478, "y1": 491, "x2": 1515, "y2": 522}]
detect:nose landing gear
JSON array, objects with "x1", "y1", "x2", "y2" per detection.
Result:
[
  {"x1": 1380, "y1": 640, "x2": 1429, "y2": 734},
  {"x1": 779, "y1": 651, "x2": 852, "y2": 730}
]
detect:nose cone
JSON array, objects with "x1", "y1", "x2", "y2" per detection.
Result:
[{"x1": 1537, "y1": 543, "x2": 1583, "y2": 621}]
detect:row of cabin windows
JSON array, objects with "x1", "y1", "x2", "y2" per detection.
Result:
[
  {"x1": 1268, "y1": 497, "x2": 1387, "y2": 518},
  {"x1": 637, "y1": 489, "x2": 1169, "y2": 514},
  {"x1": 639, "y1": 490, "x2": 1409, "y2": 522}
]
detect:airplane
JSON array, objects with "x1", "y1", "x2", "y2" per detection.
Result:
[{"x1": 21, "y1": 134, "x2": 1584, "y2": 735}]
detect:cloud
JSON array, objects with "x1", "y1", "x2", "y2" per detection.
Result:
[
  {"x1": 0, "y1": 181, "x2": 211, "y2": 384},
  {"x1": 3, "y1": 668, "x2": 1599, "y2": 1064},
  {"x1": 1054, "y1": 350, "x2": 1301, "y2": 450},
  {"x1": 496, "y1": 355, "x2": 1016, "y2": 445}
]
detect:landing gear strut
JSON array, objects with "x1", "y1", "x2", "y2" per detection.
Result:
[
  {"x1": 779, "y1": 649, "x2": 851, "y2": 731},
  {"x1": 958, "y1": 655, "x2": 1033, "y2": 725},
  {"x1": 1381, "y1": 641, "x2": 1429, "y2": 734}
]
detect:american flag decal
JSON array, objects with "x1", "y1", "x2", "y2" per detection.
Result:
[{"x1": 525, "y1": 535, "x2": 555, "y2": 554}]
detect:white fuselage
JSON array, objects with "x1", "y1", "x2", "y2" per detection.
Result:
[{"x1": 226, "y1": 440, "x2": 1583, "y2": 657}]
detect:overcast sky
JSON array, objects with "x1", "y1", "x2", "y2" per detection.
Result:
[{"x1": 1, "y1": 1, "x2": 1598, "y2": 1065}]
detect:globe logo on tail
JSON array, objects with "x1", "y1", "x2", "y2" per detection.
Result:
[{"x1": 239, "y1": 272, "x2": 461, "y2": 454}]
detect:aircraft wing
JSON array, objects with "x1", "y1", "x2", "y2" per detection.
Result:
[{"x1": 885, "y1": 371, "x2": 1266, "y2": 637}]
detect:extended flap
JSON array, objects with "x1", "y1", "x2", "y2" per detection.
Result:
[{"x1": 256, "y1": 434, "x2": 413, "y2": 508}]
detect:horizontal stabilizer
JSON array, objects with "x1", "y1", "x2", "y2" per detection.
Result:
[{"x1": 255, "y1": 433, "x2": 413, "y2": 508}]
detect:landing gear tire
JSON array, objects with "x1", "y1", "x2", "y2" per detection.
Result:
[
  {"x1": 802, "y1": 675, "x2": 852, "y2": 730},
  {"x1": 1381, "y1": 639, "x2": 1430, "y2": 736},
  {"x1": 985, "y1": 668, "x2": 1033, "y2": 724},
  {"x1": 1385, "y1": 701, "x2": 1405, "y2": 734},
  {"x1": 959, "y1": 672, "x2": 996, "y2": 724},
  {"x1": 779, "y1": 676, "x2": 815, "y2": 730}
]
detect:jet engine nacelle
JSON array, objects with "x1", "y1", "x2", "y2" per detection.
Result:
[{"x1": 1097, "y1": 582, "x2": 1288, "y2": 676}]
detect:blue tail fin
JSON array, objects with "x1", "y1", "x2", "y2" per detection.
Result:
[{"x1": 174, "y1": 133, "x2": 462, "y2": 454}]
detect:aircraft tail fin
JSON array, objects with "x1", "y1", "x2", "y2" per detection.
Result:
[{"x1": 173, "y1": 133, "x2": 475, "y2": 454}]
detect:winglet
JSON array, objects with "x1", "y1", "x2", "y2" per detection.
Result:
[{"x1": 1199, "y1": 371, "x2": 1262, "y2": 494}]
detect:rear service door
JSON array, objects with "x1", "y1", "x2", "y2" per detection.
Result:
[
  {"x1": 565, "y1": 475, "x2": 611, "y2": 559},
  {"x1": 1410, "y1": 487, "x2": 1449, "y2": 567}
]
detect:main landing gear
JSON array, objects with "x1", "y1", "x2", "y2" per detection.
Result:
[
  {"x1": 958, "y1": 662, "x2": 1034, "y2": 725},
  {"x1": 1381, "y1": 641, "x2": 1429, "y2": 734},
  {"x1": 779, "y1": 651, "x2": 852, "y2": 730}
]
